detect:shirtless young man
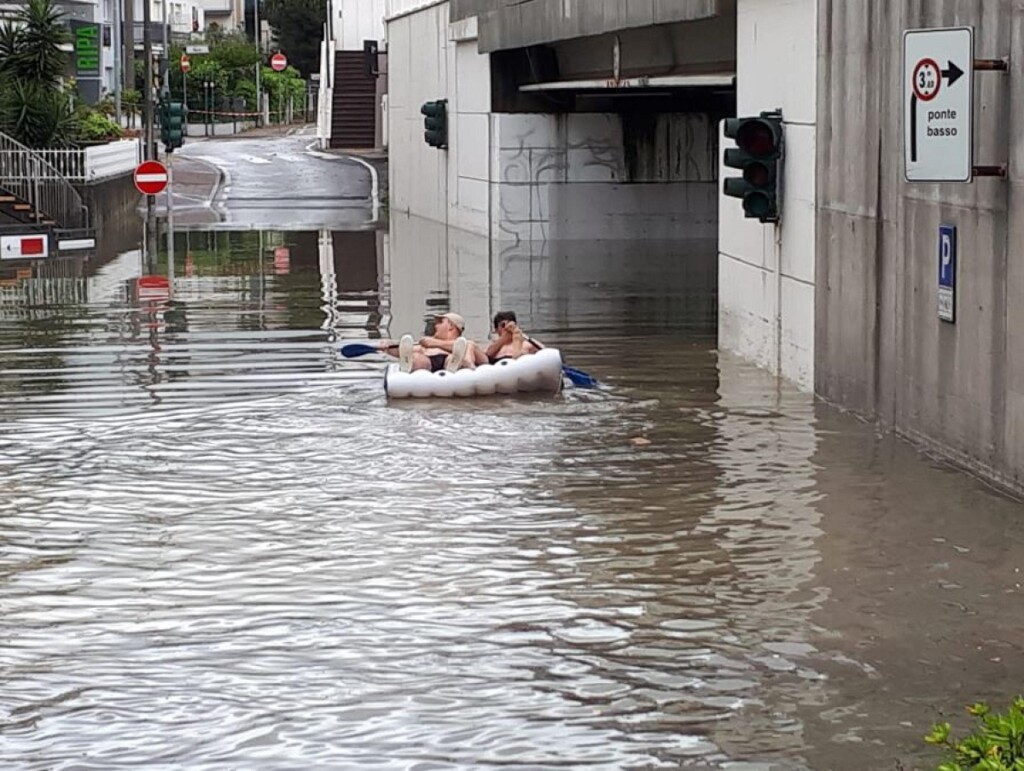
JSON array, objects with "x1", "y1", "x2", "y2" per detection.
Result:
[
  {"x1": 380, "y1": 312, "x2": 488, "y2": 373},
  {"x1": 484, "y1": 311, "x2": 541, "y2": 363}
]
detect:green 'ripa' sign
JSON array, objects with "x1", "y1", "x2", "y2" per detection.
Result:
[{"x1": 71, "y1": 21, "x2": 100, "y2": 78}]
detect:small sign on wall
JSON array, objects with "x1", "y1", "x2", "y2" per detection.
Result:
[{"x1": 938, "y1": 224, "x2": 957, "y2": 322}]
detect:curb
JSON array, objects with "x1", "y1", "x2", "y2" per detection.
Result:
[{"x1": 304, "y1": 140, "x2": 382, "y2": 222}]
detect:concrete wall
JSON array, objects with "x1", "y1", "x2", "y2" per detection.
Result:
[
  {"x1": 387, "y1": 2, "x2": 720, "y2": 242},
  {"x1": 386, "y1": 2, "x2": 454, "y2": 225},
  {"x1": 718, "y1": 0, "x2": 817, "y2": 391},
  {"x1": 816, "y1": 0, "x2": 1023, "y2": 491},
  {"x1": 451, "y1": 0, "x2": 732, "y2": 53},
  {"x1": 75, "y1": 172, "x2": 143, "y2": 234},
  {"x1": 494, "y1": 112, "x2": 718, "y2": 244}
]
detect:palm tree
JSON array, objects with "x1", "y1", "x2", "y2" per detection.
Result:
[
  {"x1": 6, "y1": 0, "x2": 69, "y2": 83},
  {"x1": 0, "y1": 0, "x2": 77, "y2": 147}
]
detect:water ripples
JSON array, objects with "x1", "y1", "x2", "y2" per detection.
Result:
[{"x1": 5, "y1": 234, "x2": 1022, "y2": 769}]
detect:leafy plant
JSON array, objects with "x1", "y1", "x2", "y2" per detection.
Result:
[
  {"x1": 926, "y1": 698, "x2": 1024, "y2": 770},
  {"x1": 0, "y1": 78, "x2": 79, "y2": 147},
  {"x1": 78, "y1": 110, "x2": 123, "y2": 141}
]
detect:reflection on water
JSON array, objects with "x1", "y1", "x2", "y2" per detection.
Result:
[{"x1": 1, "y1": 215, "x2": 1023, "y2": 770}]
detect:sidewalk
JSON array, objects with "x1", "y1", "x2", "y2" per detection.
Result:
[{"x1": 169, "y1": 155, "x2": 222, "y2": 202}]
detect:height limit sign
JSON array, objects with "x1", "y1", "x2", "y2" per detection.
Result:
[{"x1": 904, "y1": 27, "x2": 974, "y2": 182}]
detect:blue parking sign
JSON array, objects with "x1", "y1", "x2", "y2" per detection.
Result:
[{"x1": 938, "y1": 224, "x2": 956, "y2": 322}]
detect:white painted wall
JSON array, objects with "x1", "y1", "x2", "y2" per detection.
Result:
[
  {"x1": 386, "y1": 1, "x2": 453, "y2": 225},
  {"x1": 385, "y1": 0, "x2": 444, "y2": 21},
  {"x1": 718, "y1": 0, "x2": 817, "y2": 392},
  {"x1": 336, "y1": 0, "x2": 385, "y2": 51}
]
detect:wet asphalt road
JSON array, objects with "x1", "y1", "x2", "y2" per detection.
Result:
[{"x1": 175, "y1": 127, "x2": 378, "y2": 231}]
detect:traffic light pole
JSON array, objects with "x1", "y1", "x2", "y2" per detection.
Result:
[{"x1": 166, "y1": 154, "x2": 175, "y2": 298}]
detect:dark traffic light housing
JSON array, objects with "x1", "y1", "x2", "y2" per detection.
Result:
[
  {"x1": 723, "y1": 110, "x2": 784, "y2": 223},
  {"x1": 421, "y1": 99, "x2": 448, "y2": 149},
  {"x1": 159, "y1": 99, "x2": 186, "y2": 152}
]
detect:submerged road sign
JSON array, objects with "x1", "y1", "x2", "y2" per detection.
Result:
[{"x1": 904, "y1": 27, "x2": 974, "y2": 182}]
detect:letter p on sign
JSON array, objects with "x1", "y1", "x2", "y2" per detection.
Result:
[{"x1": 938, "y1": 224, "x2": 956, "y2": 322}]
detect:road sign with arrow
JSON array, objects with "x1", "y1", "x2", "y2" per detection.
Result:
[{"x1": 904, "y1": 27, "x2": 974, "y2": 182}]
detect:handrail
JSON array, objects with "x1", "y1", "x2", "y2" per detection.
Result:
[{"x1": 0, "y1": 131, "x2": 89, "y2": 230}]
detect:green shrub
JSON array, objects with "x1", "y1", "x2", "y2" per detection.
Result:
[
  {"x1": 78, "y1": 110, "x2": 123, "y2": 141},
  {"x1": 926, "y1": 698, "x2": 1024, "y2": 770}
]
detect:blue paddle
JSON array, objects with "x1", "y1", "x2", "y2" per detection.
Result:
[
  {"x1": 340, "y1": 342, "x2": 599, "y2": 388},
  {"x1": 341, "y1": 343, "x2": 393, "y2": 358},
  {"x1": 523, "y1": 335, "x2": 598, "y2": 388}
]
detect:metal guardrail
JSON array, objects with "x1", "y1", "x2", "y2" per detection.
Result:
[{"x1": 0, "y1": 132, "x2": 88, "y2": 230}]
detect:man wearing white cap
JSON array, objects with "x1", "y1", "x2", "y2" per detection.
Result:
[{"x1": 379, "y1": 312, "x2": 487, "y2": 373}]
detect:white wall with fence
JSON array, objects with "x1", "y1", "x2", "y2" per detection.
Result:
[{"x1": 11, "y1": 140, "x2": 143, "y2": 183}]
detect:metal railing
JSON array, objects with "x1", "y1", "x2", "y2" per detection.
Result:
[
  {"x1": 0, "y1": 131, "x2": 89, "y2": 230},
  {"x1": 23, "y1": 140, "x2": 141, "y2": 182}
]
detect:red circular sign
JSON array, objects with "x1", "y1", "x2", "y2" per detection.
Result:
[
  {"x1": 180, "y1": 54, "x2": 190, "y2": 73},
  {"x1": 134, "y1": 160, "x2": 168, "y2": 195},
  {"x1": 913, "y1": 58, "x2": 942, "y2": 102},
  {"x1": 271, "y1": 52, "x2": 287, "y2": 72}
]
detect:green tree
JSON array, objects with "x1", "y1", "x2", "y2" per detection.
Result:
[
  {"x1": 0, "y1": 0, "x2": 78, "y2": 147},
  {"x1": 0, "y1": 0, "x2": 68, "y2": 82},
  {"x1": 262, "y1": 0, "x2": 325, "y2": 77},
  {"x1": 261, "y1": 65, "x2": 306, "y2": 122}
]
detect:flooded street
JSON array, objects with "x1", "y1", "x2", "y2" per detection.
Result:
[{"x1": 1, "y1": 217, "x2": 1023, "y2": 770}]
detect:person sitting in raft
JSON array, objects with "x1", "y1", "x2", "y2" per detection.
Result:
[
  {"x1": 380, "y1": 312, "x2": 488, "y2": 373},
  {"x1": 485, "y1": 311, "x2": 542, "y2": 364}
]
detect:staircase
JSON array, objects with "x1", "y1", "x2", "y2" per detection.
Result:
[
  {"x1": 0, "y1": 131, "x2": 90, "y2": 231},
  {"x1": 329, "y1": 51, "x2": 377, "y2": 149}
]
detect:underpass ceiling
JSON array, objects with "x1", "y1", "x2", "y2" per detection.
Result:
[{"x1": 452, "y1": 0, "x2": 735, "y2": 53}]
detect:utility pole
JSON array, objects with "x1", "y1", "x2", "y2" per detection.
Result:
[
  {"x1": 113, "y1": 0, "x2": 122, "y2": 124},
  {"x1": 254, "y1": 0, "x2": 261, "y2": 127},
  {"x1": 162, "y1": 0, "x2": 169, "y2": 100},
  {"x1": 143, "y1": 0, "x2": 155, "y2": 162},
  {"x1": 123, "y1": 0, "x2": 134, "y2": 101}
]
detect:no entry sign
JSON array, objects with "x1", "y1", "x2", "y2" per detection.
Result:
[
  {"x1": 271, "y1": 52, "x2": 287, "y2": 72},
  {"x1": 134, "y1": 160, "x2": 168, "y2": 195},
  {"x1": 180, "y1": 54, "x2": 190, "y2": 73}
]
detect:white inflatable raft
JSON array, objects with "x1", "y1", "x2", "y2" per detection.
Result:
[{"x1": 384, "y1": 347, "x2": 564, "y2": 399}]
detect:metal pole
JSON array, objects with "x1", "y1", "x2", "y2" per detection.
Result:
[
  {"x1": 113, "y1": 0, "x2": 122, "y2": 124},
  {"x1": 162, "y1": 0, "x2": 169, "y2": 97},
  {"x1": 123, "y1": 0, "x2": 134, "y2": 100},
  {"x1": 166, "y1": 153, "x2": 175, "y2": 298},
  {"x1": 145, "y1": 202, "x2": 158, "y2": 274},
  {"x1": 254, "y1": 0, "x2": 261, "y2": 128},
  {"x1": 143, "y1": 0, "x2": 155, "y2": 217}
]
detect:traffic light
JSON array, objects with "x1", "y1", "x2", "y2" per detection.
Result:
[
  {"x1": 159, "y1": 100, "x2": 187, "y2": 152},
  {"x1": 421, "y1": 99, "x2": 447, "y2": 149},
  {"x1": 722, "y1": 110, "x2": 784, "y2": 223}
]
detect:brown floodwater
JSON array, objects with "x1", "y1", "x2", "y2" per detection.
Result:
[{"x1": 0, "y1": 220, "x2": 1021, "y2": 770}]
